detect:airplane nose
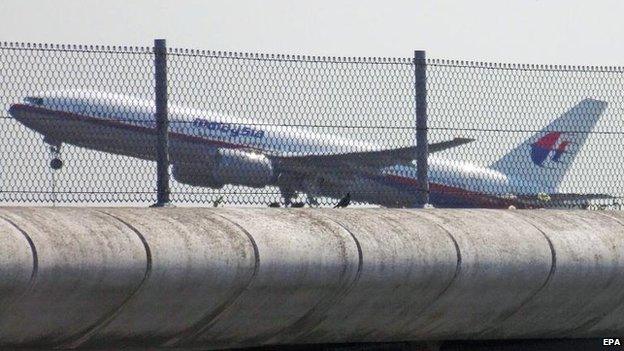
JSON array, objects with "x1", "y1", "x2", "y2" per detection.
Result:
[
  {"x1": 8, "y1": 104, "x2": 24, "y2": 119},
  {"x1": 8, "y1": 104, "x2": 45, "y2": 130}
]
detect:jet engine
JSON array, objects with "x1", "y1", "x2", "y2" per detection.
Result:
[{"x1": 172, "y1": 149, "x2": 276, "y2": 189}]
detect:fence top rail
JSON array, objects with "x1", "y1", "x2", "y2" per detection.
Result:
[
  {"x1": 426, "y1": 58, "x2": 624, "y2": 73},
  {"x1": 165, "y1": 48, "x2": 414, "y2": 65},
  {"x1": 0, "y1": 41, "x2": 414, "y2": 64},
  {"x1": 0, "y1": 41, "x2": 153, "y2": 54},
  {"x1": 3, "y1": 41, "x2": 624, "y2": 72}
]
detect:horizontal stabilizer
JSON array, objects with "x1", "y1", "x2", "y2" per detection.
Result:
[{"x1": 518, "y1": 192, "x2": 615, "y2": 203}]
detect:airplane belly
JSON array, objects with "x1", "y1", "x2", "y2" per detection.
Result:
[
  {"x1": 309, "y1": 176, "x2": 417, "y2": 207},
  {"x1": 9, "y1": 105, "x2": 219, "y2": 164},
  {"x1": 63, "y1": 122, "x2": 156, "y2": 160},
  {"x1": 10, "y1": 106, "x2": 157, "y2": 160}
]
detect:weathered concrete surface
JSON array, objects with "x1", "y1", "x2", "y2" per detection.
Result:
[{"x1": 0, "y1": 208, "x2": 621, "y2": 350}]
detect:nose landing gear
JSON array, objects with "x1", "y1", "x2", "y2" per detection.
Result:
[
  {"x1": 45, "y1": 138, "x2": 63, "y2": 170},
  {"x1": 50, "y1": 157, "x2": 63, "y2": 170}
]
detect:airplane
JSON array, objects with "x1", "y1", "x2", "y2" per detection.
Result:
[{"x1": 8, "y1": 89, "x2": 611, "y2": 208}]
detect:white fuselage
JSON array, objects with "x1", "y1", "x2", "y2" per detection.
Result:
[{"x1": 10, "y1": 90, "x2": 538, "y2": 207}]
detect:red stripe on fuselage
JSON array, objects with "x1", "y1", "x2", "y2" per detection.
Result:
[
  {"x1": 383, "y1": 174, "x2": 524, "y2": 208},
  {"x1": 9, "y1": 104, "x2": 256, "y2": 151}
]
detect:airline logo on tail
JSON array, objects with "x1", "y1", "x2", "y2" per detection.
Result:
[{"x1": 531, "y1": 132, "x2": 572, "y2": 166}]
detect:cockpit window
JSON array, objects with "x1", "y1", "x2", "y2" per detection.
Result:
[{"x1": 24, "y1": 96, "x2": 44, "y2": 106}]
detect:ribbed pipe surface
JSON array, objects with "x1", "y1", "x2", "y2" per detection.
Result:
[{"x1": 0, "y1": 208, "x2": 621, "y2": 349}]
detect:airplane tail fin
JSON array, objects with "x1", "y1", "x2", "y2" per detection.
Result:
[{"x1": 489, "y1": 98, "x2": 607, "y2": 193}]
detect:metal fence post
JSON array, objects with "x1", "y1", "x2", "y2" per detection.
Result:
[
  {"x1": 414, "y1": 50, "x2": 429, "y2": 207},
  {"x1": 153, "y1": 39, "x2": 171, "y2": 206}
]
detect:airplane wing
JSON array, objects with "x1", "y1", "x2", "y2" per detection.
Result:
[
  {"x1": 276, "y1": 137, "x2": 474, "y2": 169},
  {"x1": 515, "y1": 193, "x2": 616, "y2": 208}
]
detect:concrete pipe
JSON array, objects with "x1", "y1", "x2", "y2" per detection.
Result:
[{"x1": 0, "y1": 208, "x2": 620, "y2": 349}]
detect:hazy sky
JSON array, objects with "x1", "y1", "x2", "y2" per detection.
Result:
[{"x1": 0, "y1": 0, "x2": 622, "y2": 65}]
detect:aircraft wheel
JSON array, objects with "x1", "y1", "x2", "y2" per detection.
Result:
[{"x1": 50, "y1": 158, "x2": 63, "y2": 170}]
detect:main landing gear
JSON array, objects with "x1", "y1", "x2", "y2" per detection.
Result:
[
  {"x1": 266, "y1": 187, "x2": 297, "y2": 208},
  {"x1": 45, "y1": 138, "x2": 63, "y2": 170},
  {"x1": 267, "y1": 186, "x2": 305, "y2": 208},
  {"x1": 268, "y1": 176, "x2": 323, "y2": 208},
  {"x1": 267, "y1": 189, "x2": 320, "y2": 208}
]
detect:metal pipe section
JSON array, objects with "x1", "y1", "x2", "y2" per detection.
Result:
[{"x1": 0, "y1": 208, "x2": 622, "y2": 349}]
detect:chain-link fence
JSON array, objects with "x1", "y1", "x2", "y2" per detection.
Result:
[{"x1": 0, "y1": 41, "x2": 622, "y2": 209}]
